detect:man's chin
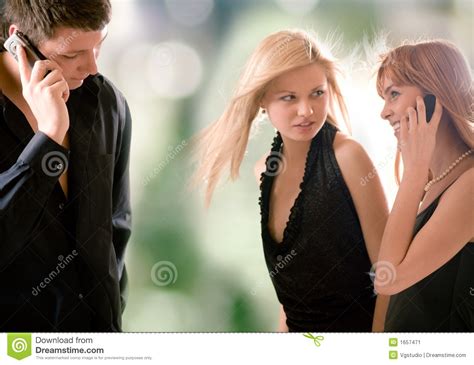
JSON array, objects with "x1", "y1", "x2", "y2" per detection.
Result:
[{"x1": 68, "y1": 79, "x2": 84, "y2": 90}]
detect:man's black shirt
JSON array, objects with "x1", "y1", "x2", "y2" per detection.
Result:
[{"x1": 0, "y1": 73, "x2": 132, "y2": 331}]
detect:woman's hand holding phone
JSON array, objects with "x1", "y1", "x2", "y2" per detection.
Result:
[
  {"x1": 17, "y1": 45, "x2": 70, "y2": 145},
  {"x1": 399, "y1": 96, "x2": 443, "y2": 183}
]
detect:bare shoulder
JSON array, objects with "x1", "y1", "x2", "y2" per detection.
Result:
[
  {"x1": 334, "y1": 132, "x2": 367, "y2": 158},
  {"x1": 430, "y1": 167, "x2": 474, "y2": 241},
  {"x1": 333, "y1": 132, "x2": 374, "y2": 173},
  {"x1": 440, "y1": 166, "x2": 474, "y2": 204},
  {"x1": 331, "y1": 132, "x2": 388, "y2": 263},
  {"x1": 254, "y1": 152, "x2": 270, "y2": 185}
]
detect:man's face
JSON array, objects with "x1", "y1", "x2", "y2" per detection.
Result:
[{"x1": 37, "y1": 26, "x2": 108, "y2": 90}]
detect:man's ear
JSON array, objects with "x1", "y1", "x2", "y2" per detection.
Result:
[{"x1": 8, "y1": 25, "x2": 19, "y2": 37}]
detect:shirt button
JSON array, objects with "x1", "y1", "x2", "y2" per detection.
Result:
[
  {"x1": 59, "y1": 203, "x2": 65, "y2": 210},
  {"x1": 78, "y1": 294, "x2": 83, "y2": 300}
]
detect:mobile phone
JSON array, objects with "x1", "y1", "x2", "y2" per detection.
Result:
[
  {"x1": 3, "y1": 30, "x2": 47, "y2": 68},
  {"x1": 423, "y1": 94, "x2": 436, "y2": 123}
]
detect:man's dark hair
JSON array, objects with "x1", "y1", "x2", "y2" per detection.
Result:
[{"x1": 1, "y1": 0, "x2": 111, "y2": 45}]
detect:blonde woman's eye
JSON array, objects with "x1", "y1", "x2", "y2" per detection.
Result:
[
  {"x1": 312, "y1": 90, "x2": 325, "y2": 97},
  {"x1": 390, "y1": 91, "x2": 400, "y2": 99},
  {"x1": 62, "y1": 54, "x2": 78, "y2": 59},
  {"x1": 281, "y1": 95, "x2": 295, "y2": 101}
]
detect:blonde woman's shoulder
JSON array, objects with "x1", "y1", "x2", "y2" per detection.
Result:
[
  {"x1": 332, "y1": 132, "x2": 371, "y2": 168},
  {"x1": 332, "y1": 131, "x2": 389, "y2": 263},
  {"x1": 254, "y1": 152, "x2": 270, "y2": 185}
]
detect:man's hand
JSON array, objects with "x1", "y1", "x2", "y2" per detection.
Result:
[{"x1": 17, "y1": 45, "x2": 70, "y2": 145}]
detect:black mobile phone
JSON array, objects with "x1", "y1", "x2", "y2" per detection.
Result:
[
  {"x1": 3, "y1": 30, "x2": 47, "y2": 68},
  {"x1": 423, "y1": 94, "x2": 436, "y2": 123}
]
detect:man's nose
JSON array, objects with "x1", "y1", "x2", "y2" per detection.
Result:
[{"x1": 81, "y1": 51, "x2": 98, "y2": 75}]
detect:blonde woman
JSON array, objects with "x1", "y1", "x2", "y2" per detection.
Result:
[
  {"x1": 374, "y1": 40, "x2": 473, "y2": 331},
  {"x1": 194, "y1": 29, "x2": 388, "y2": 332}
]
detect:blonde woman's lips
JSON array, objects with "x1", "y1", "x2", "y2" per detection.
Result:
[{"x1": 294, "y1": 121, "x2": 315, "y2": 128}]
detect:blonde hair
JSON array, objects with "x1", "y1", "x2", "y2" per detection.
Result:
[
  {"x1": 193, "y1": 29, "x2": 350, "y2": 205},
  {"x1": 376, "y1": 40, "x2": 473, "y2": 183}
]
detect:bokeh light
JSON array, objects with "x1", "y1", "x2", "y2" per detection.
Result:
[
  {"x1": 165, "y1": 0, "x2": 214, "y2": 26},
  {"x1": 148, "y1": 42, "x2": 203, "y2": 98}
]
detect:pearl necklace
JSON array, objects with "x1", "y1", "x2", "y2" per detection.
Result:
[{"x1": 424, "y1": 149, "x2": 473, "y2": 192}]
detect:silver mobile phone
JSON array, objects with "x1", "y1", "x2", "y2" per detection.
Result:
[{"x1": 3, "y1": 30, "x2": 47, "y2": 68}]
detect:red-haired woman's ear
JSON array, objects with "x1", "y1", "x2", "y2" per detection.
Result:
[{"x1": 8, "y1": 24, "x2": 19, "y2": 37}]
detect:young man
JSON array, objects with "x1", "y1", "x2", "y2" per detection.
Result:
[{"x1": 0, "y1": 0, "x2": 132, "y2": 331}]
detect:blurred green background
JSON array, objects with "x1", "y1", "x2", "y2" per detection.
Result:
[{"x1": 93, "y1": 0, "x2": 472, "y2": 331}]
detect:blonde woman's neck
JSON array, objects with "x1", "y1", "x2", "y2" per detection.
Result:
[{"x1": 280, "y1": 134, "x2": 312, "y2": 166}]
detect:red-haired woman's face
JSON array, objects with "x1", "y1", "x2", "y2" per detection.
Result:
[
  {"x1": 379, "y1": 75, "x2": 424, "y2": 140},
  {"x1": 262, "y1": 63, "x2": 329, "y2": 143}
]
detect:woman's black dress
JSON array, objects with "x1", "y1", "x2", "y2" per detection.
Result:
[
  {"x1": 385, "y1": 191, "x2": 474, "y2": 332},
  {"x1": 259, "y1": 123, "x2": 376, "y2": 332}
]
